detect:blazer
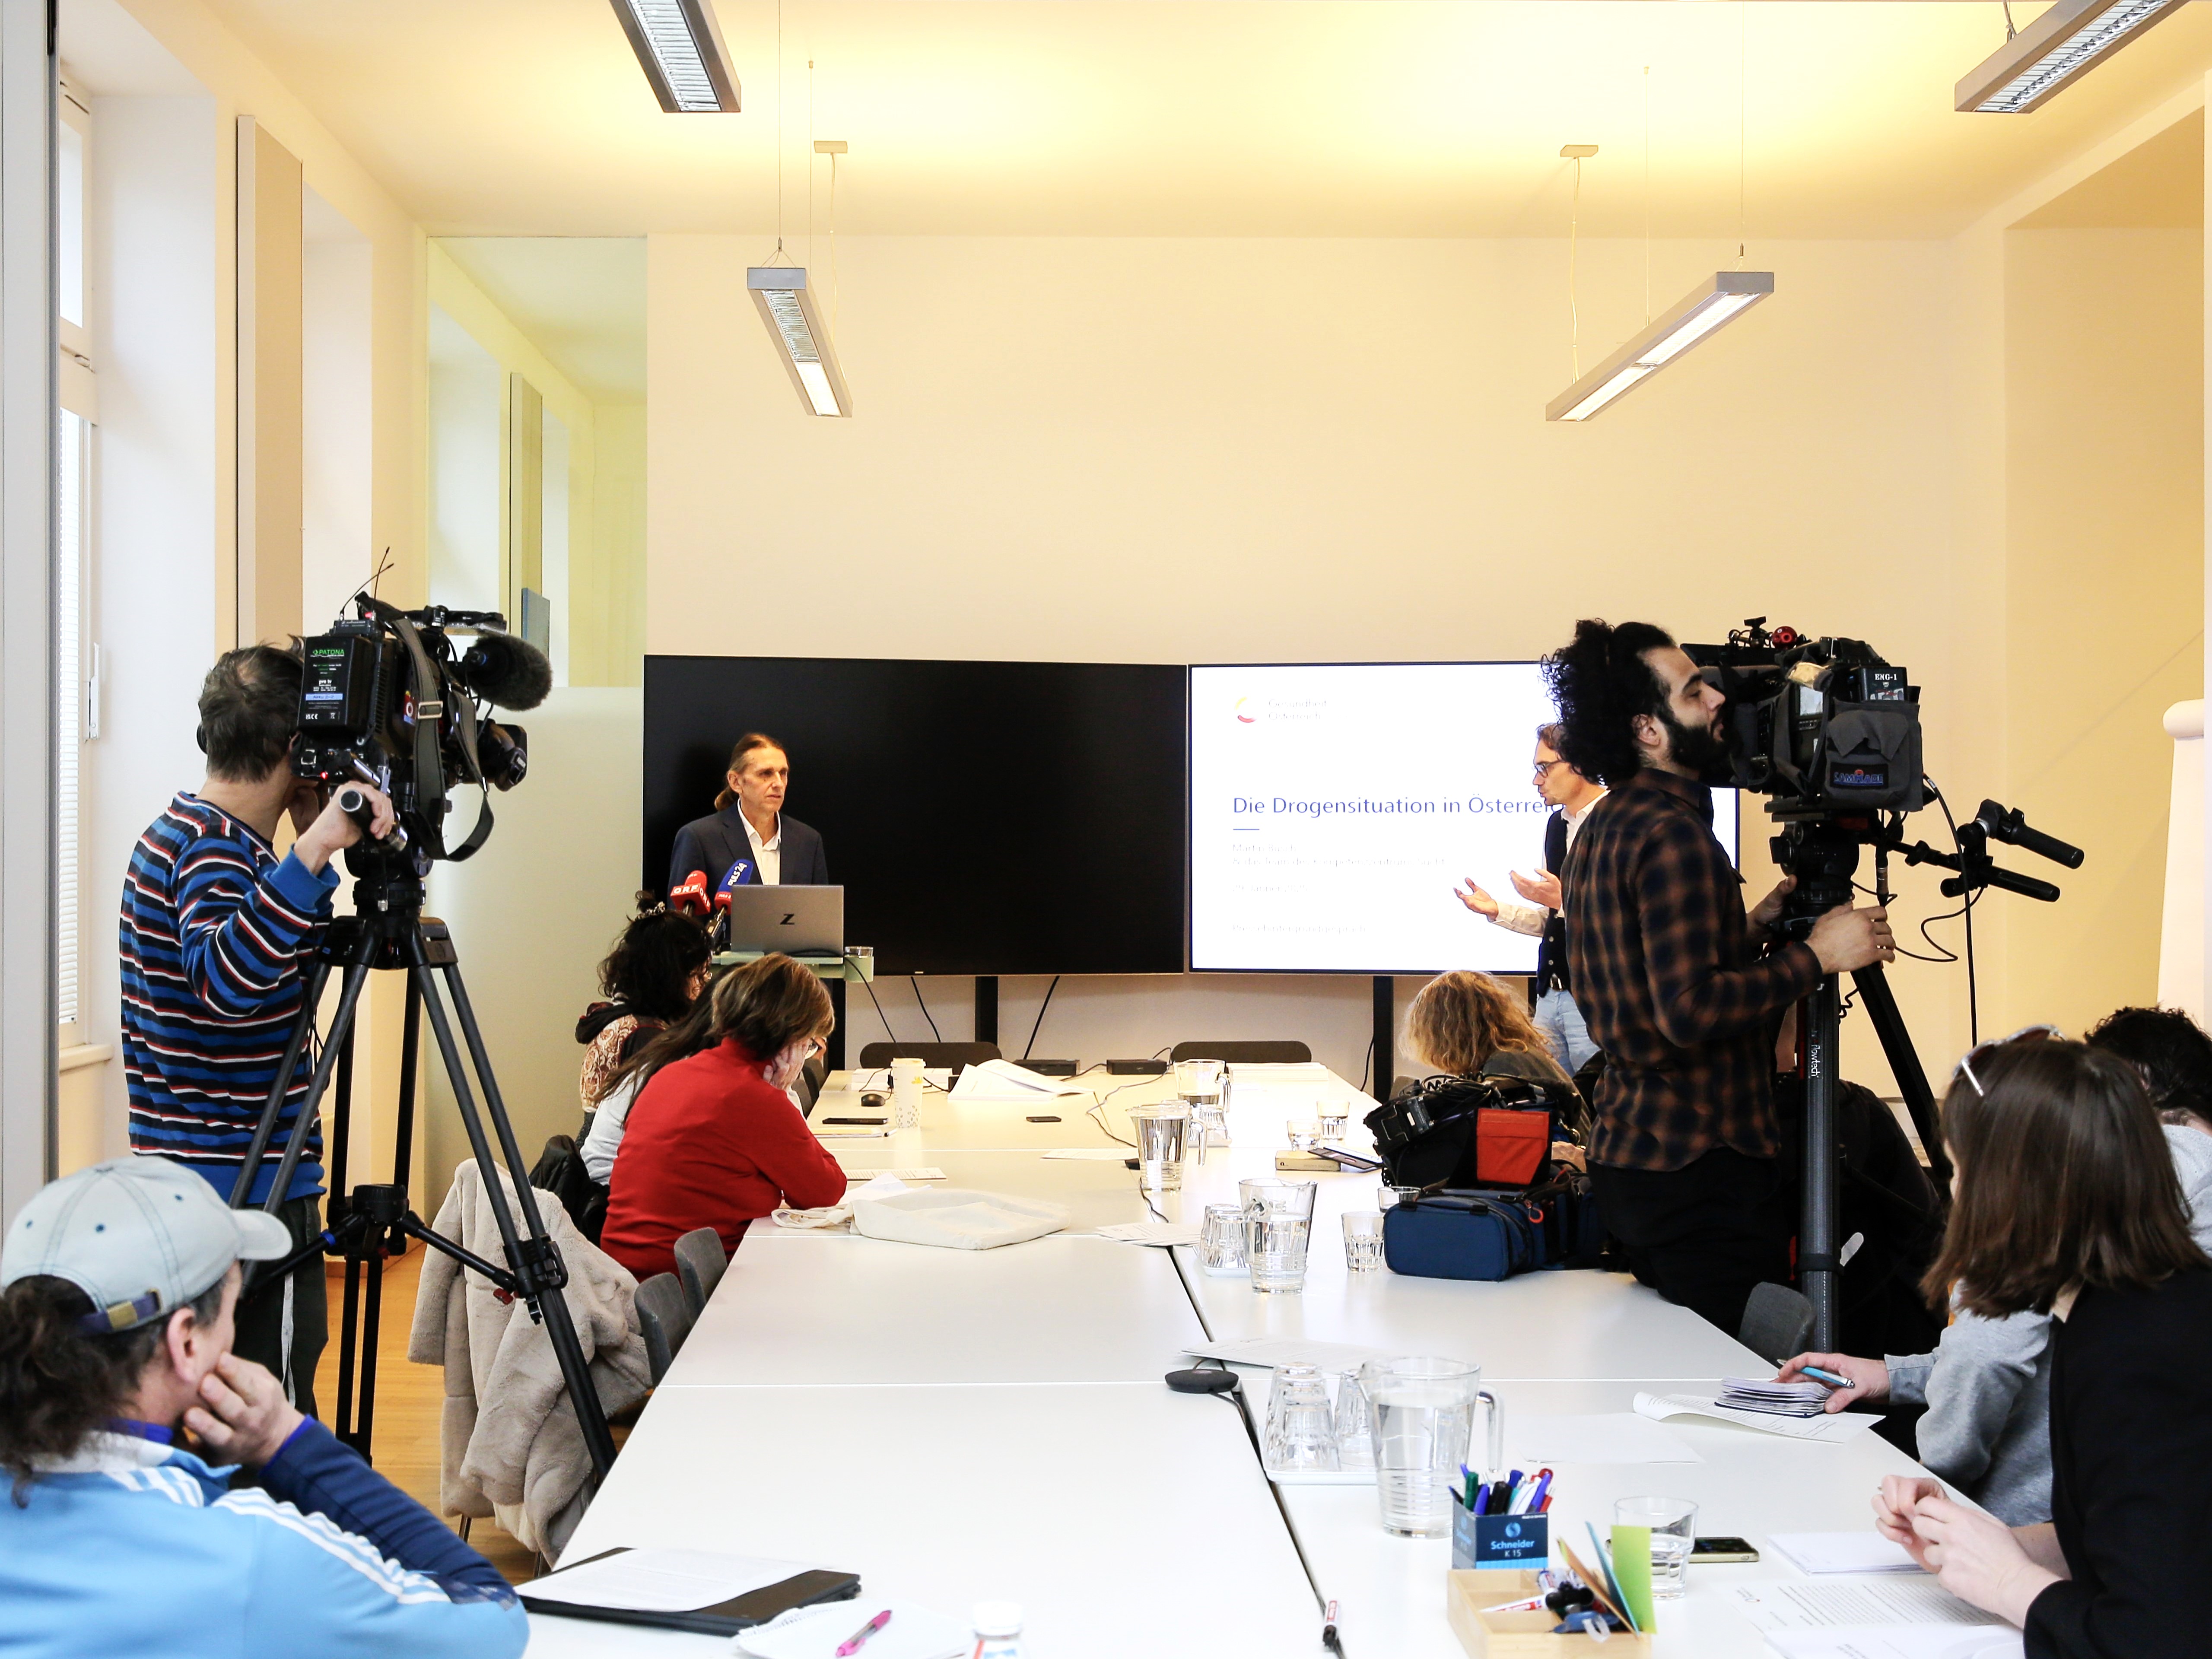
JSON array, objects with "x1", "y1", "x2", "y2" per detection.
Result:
[{"x1": 667, "y1": 806, "x2": 829, "y2": 894}]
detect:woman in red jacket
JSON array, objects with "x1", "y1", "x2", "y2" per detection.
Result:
[{"x1": 599, "y1": 953, "x2": 849, "y2": 1282}]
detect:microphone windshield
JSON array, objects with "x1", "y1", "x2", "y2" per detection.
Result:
[{"x1": 456, "y1": 631, "x2": 554, "y2": 710}]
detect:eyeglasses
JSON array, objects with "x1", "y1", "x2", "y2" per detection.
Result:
[
  {"x1": 1954, "y1": 1024, "x2": 2063, "y2": 1097},
  {"x1": 1532, "y1": 760, "x2": 1567, "y2": 779}
]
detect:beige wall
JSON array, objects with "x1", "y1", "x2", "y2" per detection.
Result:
[
  {"x1": 2006, "y1": 227, "x2": 2203, "y2": 1036},
  {"x1": 645, "y1": 231, "x2": 2012, "y2": 1091}
]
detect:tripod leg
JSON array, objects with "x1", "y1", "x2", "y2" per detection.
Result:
[
  {"x1": 334, "y1": 1255, "x2": 363, "y2": 1448},
  {"x1": 391, "y1": 973, "x2": 423, "y2": 1199},
  {"x1": 356, "y1": 1239, "x2": 385, "y2": 1461},
  {"x1": 328, "y1": 1018, "x2": 359, "y2": 1199},
  {"x1": 1850, "y1": 965, "x2": 1953, "y2": 1194},
  {"x1": 1801, "y1": 975, "x2": 1843, "y2": 1352},
  {"x1": 260, "y1": 952, "x2": 378, "y2": 1217},
  {"x1": 228, "y1": 955, "x2": 334, "y2": 1207},
  {"x1": 410, "y1": 962, "x2": 620, "y2": 1483}
]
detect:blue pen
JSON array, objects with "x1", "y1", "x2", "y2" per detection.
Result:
[
  {"x1": 1800, "y1": 1365, "x2": 1853, "y2": 1389},
  {"x1": 1522, "y1": 1469, "x2": 1553, "y2": 1513},
  {"x1": 1472, "y1": 1480, "x2": 1491, "y2": 1516}
]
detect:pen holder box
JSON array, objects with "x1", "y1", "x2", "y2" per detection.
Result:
[
  {"x1": 1445, "y1": 1570, "x2": 1655, "y2": 1658},
  {"x1": 1451, "y1": 1490, "x2": 1549, "y2": 1569}
]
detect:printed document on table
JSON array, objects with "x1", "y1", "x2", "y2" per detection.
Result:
[
  {"x1": 523, "y1": 1548, "x2": 815, "y2": 1613},
  {"x1": 736, "y1": 1599, "x2": 973, "y2": 1659},
  {"x1": 949, "y1": 1058, "x2": 1090, "y2": 1100},
  {"x1": 1767, "y1": 1533, "x2": 1922, "y2": 1574},
  {"x1": 1506, "y1": 1413, "x2": 1704, "y2": 1465},
  {"x1": 1722, "y1": 1577, "x2": 2006, "y2": 1633},
  {"x1": 1763, "y1": 1630, "x2": 2024, "y2": 1659},
  {"x1": 1093, "y1": 1221, "x2": 1204, "y2": 1246},
  {"x1": 1634, "y1": 1391, "x2": 1884, "y2": 1443}
]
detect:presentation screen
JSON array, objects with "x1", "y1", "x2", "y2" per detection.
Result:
[
  {"x1": 643, "y1": 655, "x2": 1187, "y2": 977},
  {"x1": 1189, "y1": 662, "x2": 1740, "y2": 975}
]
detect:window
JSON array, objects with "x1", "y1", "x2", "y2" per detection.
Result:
[{"x1": 55, "y1": 76, "x2": 93, "y2": 1044}]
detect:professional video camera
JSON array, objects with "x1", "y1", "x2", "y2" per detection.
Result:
[
  {"x1": 292, "y1": 596, "x2": 551, "y2": 863},
  {"x1": 1682, "y1": 618, "x2": 2084, "y2": 1350}
]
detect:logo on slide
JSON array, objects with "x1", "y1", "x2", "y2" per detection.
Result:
[{"x1": 1234, "y1": 697, "x2": 1256, "y2": 724}]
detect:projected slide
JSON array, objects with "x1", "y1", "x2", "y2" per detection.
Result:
[{"x1": 1189, "y1": 662, "x2": 1739, "y2": 975}]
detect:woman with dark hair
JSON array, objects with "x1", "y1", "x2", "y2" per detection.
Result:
[
  {"x1": 598, "y1": 954, "x2": 849, "y2": 1283},
  {"x1": 578, "y1": 896, "x2": 712, "y2": 1110},
  {"x1": 1869, "y1": 1036, "x2": 2212, "y2": 1655}
]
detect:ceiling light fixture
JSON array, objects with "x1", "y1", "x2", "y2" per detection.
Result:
[
  {"x1": 748, "y1": 267, "x2": 850, "y2": 416},
  {"x1": 609, "y1": 0, "x2": 740, "y2": 113},
  {"x1": 1956, "y1": 0, "x2": 2189, "y2": 114},
  {"x1": 1546, "y1": 271, "x2": 1773, "y2": 421}
]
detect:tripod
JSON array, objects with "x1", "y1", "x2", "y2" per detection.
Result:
[
  {"x1": 230, "y1": 852, "x2": 617, "y2": 1481},
  {"x1": 1772, "y1": 803, "x2": 2072, "y2": 1350}
]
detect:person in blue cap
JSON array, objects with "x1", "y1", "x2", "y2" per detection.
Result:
[{"x1": 0, "y1": 1154, "x2": 527, "y2": 1659}]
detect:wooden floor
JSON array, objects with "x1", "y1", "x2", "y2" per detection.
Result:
[{"x1": 312, "y1": 1246, "x2": 542, "y2": 1586}]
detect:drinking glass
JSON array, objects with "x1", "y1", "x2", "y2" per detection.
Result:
[
  {"x1": 1175, "y1": 1058, "x2": 1225, "y2": 1112},
  {"x1": 1198, "y1": 1203, "x2": 1248, "y2": 1277},
  {"x1": 889, "y1": 1055, "x2": 925, "y2": 1130},
  {"x1": 1129, "y1": 1105, "x2": 1189, "y2": 1193},
  {"x1": 1332, "y1": 1368, "x2": 1376, "y2": 1470},
  {"x1": 1341, "y1": 1210, "x2": 1386, "y2": 1272},
  {"x1": 1286, "y1": 1121, "x2": 1324, "y2": 1152},
  {"x1": 1366, "y1": 1357, "x2": 1503, "y2": 1537},
  {"x1": 1240, "y1": 1178, "x2": 1317, "y2": 1293},
  {"x1": 1615, "y1": 1497, "x2": 1698, "y2": 1599},
  {"x1": 1264, "y1": 1363, "x2": 1340, "y2": 1471},
  {"x1": 1318, "y1": 1110, "x2": 1349, "y2": 1142},
  {"x1": 1189, "y1": 1101, "x2": 1229, "y2": 1163}
]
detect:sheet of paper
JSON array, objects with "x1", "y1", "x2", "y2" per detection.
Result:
[
  {"x1": 1506, "y1": 1412, "x2": 1704, "y2": 1465},
  {"x1": 852, "y1": 1167, "x2": 946, "y2": 1182},
  {"x1": 1634, "y1": 1391, "x2": 1883, "y2": 1444},
  {"x1": 1764, "y1": 1628, "x2": 2025, "y2": 1659},
  {"x1": 949, "y1": 1058, "x2": 1090, "y2": 1100},
  {"x1": 1185, "y1": 1336, "x2": 1407, "y2": 1373},
  {"x1": 734, "y1": 1599, "x2": 973, "y2": 1659},
  {"x1": 1093, "y1": 1221, "x2": 1203, "y2": 1246},
  {"x1": 524, "y1": 1548, "x2": 812, "y2": 1614},
  {"x1": 1767, "y1": 1532, "x2": 1923, "y2": 1575},
  {"x1": 846, "y1": 1173, "x2": 910, "y2": 1201},
  {"x1": 813, "y1": 1126, "x2": 890, "y2": 1141},
  {"x1": 1041, "y1": 1147, "x2": 1137, "y2": 1161},
  {"x1": 1720, "y1": 1578, "x2": 2003, "y2": 1633}
]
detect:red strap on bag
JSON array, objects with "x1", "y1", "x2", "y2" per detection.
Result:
[{"x1": 1474, "y1": 1109, "x2": 1549, "y2": 1187}]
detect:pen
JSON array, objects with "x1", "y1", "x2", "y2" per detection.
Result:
[
  {"x1": 1523, "y1": 1469, "x2": 1553, "y2": 1513},
  {"x1": 836, "y1": 1609, "x2": 892, "y2": 1657},
  {"x1": 1473, "y1": 1480, "x2": 1491, "y2": 1516},
  {"x1": 1800, "y1": 1364, "x2": 1853, "y2": 1389}
]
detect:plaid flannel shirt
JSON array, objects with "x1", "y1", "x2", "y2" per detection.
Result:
[{"x1": 1561, "y1": 768, "x2": 1821, "y2": 1172}]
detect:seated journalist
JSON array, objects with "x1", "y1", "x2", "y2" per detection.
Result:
[
  {"x1": 0, "y1": 1155, "x2": 526, "y2": 1659},
  {"x1": 1866, "y1": 1036, "x2": 2212, "y2": 1658},
  {"x1": 578, "y1": 894, "x2": 714, "y2": 1184},
  {"x1": 599, "y1": 953, "x2": 849, "y2": 1282}
]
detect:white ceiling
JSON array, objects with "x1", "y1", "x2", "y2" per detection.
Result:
[
  {"x1": 438, "y1": 237, "x2": 648, "y2": 401},
  {"x1": 174, "y1": 1, "x2": 2212, "y2": 241}
]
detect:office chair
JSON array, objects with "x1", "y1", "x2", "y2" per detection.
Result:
[
  {"x1": 634, "y1": 1272, "x2": 696, "y2": 1385},
  {"x1": 673, "y1": 1227, "x2": 729, "y2": 1317},
  {"x1": 1169, "y1": 1040, "x2": 1313, "y2": 1065},
  {"x1": 1738, "y1": 1282, "x2": 1816, "y2": 1366},
  {"x1": 855, "y1": 1041, "x2": 1002, "y2": 1073}
]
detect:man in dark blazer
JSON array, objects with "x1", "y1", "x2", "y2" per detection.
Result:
[{"x1": 667, "y1": 732, "x2": 830, "y2": 894}]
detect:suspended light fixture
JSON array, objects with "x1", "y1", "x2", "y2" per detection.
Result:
[
  {"x1": 1957, "y1": 0, "x2": 2189, "y2": 114},
  {"x1": 1546, "y1": 271, "x2": 1773, "y2": 422},
  {"x1": 609, "y1": 0, "x2": 741, "y2": 113},
  {"x1": 747, "y1": 267, "x2": 850, "y2": 416}
]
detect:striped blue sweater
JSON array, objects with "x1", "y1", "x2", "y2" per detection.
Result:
[{"x1": 120, "y1": 792, "x2": 340, "y2": 1205}]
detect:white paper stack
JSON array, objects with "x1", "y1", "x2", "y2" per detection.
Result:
[
  {"x1": 949, "y1": 1059, "x2": 1091, "y2": 1101},
  {"x1": 1716, "y1": 1376, "x2": 1834, "y2": 1418}
]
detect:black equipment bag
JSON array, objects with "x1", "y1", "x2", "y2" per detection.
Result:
[{"x1": 1363, "y1": 1071, "x2": 1572, "y2": 1194}]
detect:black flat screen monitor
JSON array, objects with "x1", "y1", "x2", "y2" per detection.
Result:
[{"x1": 643, "y1": 655, "x2": 1187, "y2": 976}]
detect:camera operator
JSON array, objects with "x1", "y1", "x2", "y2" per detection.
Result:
[
  {"x1": 0, "y1": 1156, "x2": 526, "y2": 1658},
  {"x1": 1545, "y1": 619, "x2": 1894, "y2": 1336},
  {"x1": 119, "y1": 644, "x2": 395, "y2": 1417}
]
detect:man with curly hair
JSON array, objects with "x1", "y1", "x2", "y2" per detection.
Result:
[{"x1": 1544, "y1": 618, "x2": 1894, "y2": 1335}]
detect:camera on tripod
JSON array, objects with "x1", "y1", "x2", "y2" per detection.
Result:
[{"x1": 292, "y1": 596, "x2": 551, "y2": 864}]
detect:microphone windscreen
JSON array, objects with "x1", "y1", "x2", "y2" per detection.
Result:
[
  {"x1": 671, "y1": 871, "x2": 711, "y2": 915},
  {"x1": 457, "y1": 631, "x2": 554, "y2": 710}
]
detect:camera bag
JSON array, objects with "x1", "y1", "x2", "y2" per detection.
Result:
[
  {"x1": 1363, "y1": 1072, "x2": 1566, "y2": 1193},
  {"x1": 1381, "y1": 1173, "x2": 1606, "y2": 1283}
]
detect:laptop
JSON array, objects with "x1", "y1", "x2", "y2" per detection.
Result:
[{"x1": 721, "y1": 884, "x2": 844, "y2": 957}]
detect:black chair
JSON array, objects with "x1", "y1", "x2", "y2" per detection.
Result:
[
  {"x1": 855, "y1": 1042, "x2": 1002, "y2": 1073},
  {"x1": 1169, "y1": 1040, "x2": 1313, "y2": 1065},
  {"x1": 672, "y1": 1227, "x2": 729, "y2": 1317},
  {"x1": 1738, "y1": 1282, "x2": 1815, "y2": 1367},
  {"x1": 634, "y1": 1272, "x2": 695, "y2": 1385}
]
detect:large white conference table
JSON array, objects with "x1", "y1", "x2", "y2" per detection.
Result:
[{"x1": 528, "y1": 1064, "x2": 1959, "y2": 1659}]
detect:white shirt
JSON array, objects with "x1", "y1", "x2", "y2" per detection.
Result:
[
  {"x1": 1493, "y1": 790, "x2": 1606, "y2": 937},
  {"x1": 744, "y1": 811, "x2": 783, "y2": 887}
]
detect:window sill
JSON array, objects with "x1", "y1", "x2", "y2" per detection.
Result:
[{"x1": 60, "y1": 1043, "x2": 112, "y2": 1073}]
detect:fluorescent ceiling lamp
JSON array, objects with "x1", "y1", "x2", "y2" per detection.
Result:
[
  {"x1": 747, "y1": 267, "x2": 852, "y2": 417},
  {"x1": 1546, "y1": 270, "x2": 1772, "y2": 423},
  {"x1": 1956, "y1": 0, "x2": 2189, "y2": 115},
  {"x1": 609, "y1": 0, "x2": 740, "y2": 113}
]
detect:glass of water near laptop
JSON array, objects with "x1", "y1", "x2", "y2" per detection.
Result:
[
  {"x1": 1367, "y1": 1357, "x2": 1502, "y2": 1537},
  {"x1": 1128, "y1": 1104, "x2": 1189, "y2": 1193},
  {"x1": 1615, "y1": 1497, "x2": 1697, "y2": 1598},
  {"x1": 1239, "y1": 1177, "x2": 1317, "y2": 1291}
]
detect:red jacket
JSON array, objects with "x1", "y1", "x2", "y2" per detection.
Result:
[{"x1": 599, "y1": 1036, "x2": 848, "y2": 1283}]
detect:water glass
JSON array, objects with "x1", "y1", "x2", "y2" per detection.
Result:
[
  {"x1": 889, "y1": 1055, "x2": 925, "y2": 1131},
  {"x1": 1366, "y1": 1357, "x2": 1503, "y2": 1537},
  {"x1": 1174, "y1": 1058, "x2": 1225, "y2": 1111},
  {"x1": 1240, "y1": 1177, "x2": 1317, "y2": 1293},
  {"x1": 1342, "y1": 1210, "x2": 1386, "y2": 1272},
  {"x1": 1198, "y1": 1203, "x2": 1248, "y2": 1277},
  {"x1": 1130, "y1": 1105, "x2": 1189, "y2": 1192},
  {"x1": 1332, "y1": 1368, "x2": 1376, "y2": 1470},
  {"x1": 1615, "y1": 1497, "x2": 1698, "y2": 1599},
  {"x1": 1189, "y1": 1101, "x2": 1229, "y2": 1162},
  {"x1": 1264, "y1": 1363, "x2": 1340, "y2": 1471},
  {"x1": 1318, "y1": 1110, "x2": 1349, "y2": 1142},
  {"x1": 1286, "y1": 1120, "x2": 1324, "y2": 1152}
]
